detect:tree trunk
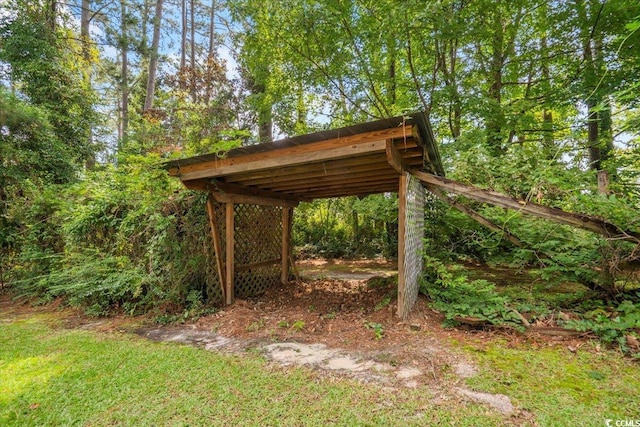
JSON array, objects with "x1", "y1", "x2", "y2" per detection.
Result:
[
  {"x1": 144, "y1": 0, "x2": 164, "y2": 112},
  {"x1": 486, "y1": 13, "x2": 505, "y2": 156},
  {"x1": 258, "y1": 106, "x2": 273, "y2": 142},
  {"x1": 80, "y1": 0, "x2": 95, "y2": 168},
  {"x1": 80, "y1": 0, "x2": 91, "y2": 62},
  {"x1": 386, "y1": 36, "x2": 396, "y2": 108},
  {"x1": 181, "y1": 0, "x2": 187, "y2": 69},
  {"x1": 208, "y1": 0, "x2": 216, "y2": 55},
  {"x1": 190, "y1": 0, "x2": 197, "y2": 102},
  {"x1": 587, "y1": 98, "x2": 601, "y2": 170},
  {"x1": 295, "y1": 85, "x2": 306, "y2": 133},
  {"x1": 48, "y1": 0, "x2": 57, "y2": 31},
  {"x1": 204, "y1": 0, "x2": 216, "y2": 105},
  {"x1": 540, "y1": 26, "x2": 555, "y2": 159},
  {"x1": 120, "y1": 0, "x2": 129, "y2": 150},
  {"x1": 577, "y1": 0, "x2": 612, "y2": 193}
]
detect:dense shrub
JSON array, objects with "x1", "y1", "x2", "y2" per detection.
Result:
[
  {"x1": 420, "y1": 256, "x2": 528, "y2": 329},
  {"x1": 5, "y1": 155, "x2": 222, "y2": 315}
]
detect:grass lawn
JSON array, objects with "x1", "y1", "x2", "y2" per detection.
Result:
[
  {"x1": 1, "y1": 315, "x2": 501, "y2": 427},
  {"x1": 2, "y1": 312, "x2": 639, "y2": 426},
  {"x1": 463, "y1": 339, "x2": 640, "y2": 426}
]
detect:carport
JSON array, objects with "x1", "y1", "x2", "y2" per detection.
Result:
[{"x1": 164, "y1": 112, "x2": 445, "y2": 319}]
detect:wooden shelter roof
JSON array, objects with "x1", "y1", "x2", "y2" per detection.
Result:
[{"x1": 165, "y1": 112, "x2": 444, "y2": 202}]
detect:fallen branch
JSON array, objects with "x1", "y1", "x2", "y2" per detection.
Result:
[
  {"x1": 411, "y1": 171, "x2": 640, "y2": 244},
  {"x1": 426, "y1": 186, "x2": 524, "y2": 248}
]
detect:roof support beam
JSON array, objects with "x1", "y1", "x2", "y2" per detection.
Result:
[
  {"x1": 169, "y1": 126, "x2": 411, "y2": 175},
  {"x1": 179, "y1": 138, "x2": 391, "y2": 181},
  {"x1": 385, "y1": 138, "x2": 407, "y2": 173},
  {"x1": 227, "y1": 154, "x2": 389, "y2": 185},
  {"x1": 208, "y1": 181, "x2": 301, "y2": 207},
  {"x1": 265, "y1": 170, "x2": 399, "y2": 192}
]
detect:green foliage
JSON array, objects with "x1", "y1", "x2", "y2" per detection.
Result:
[
  {"x1": 293, "y1": 195, "x2": 398, "y2": 259},
  {"x1": 291, "y1": 320, "x2": 305, "y2": 331},
  {"x1": 247, "y1": 318, "x2": 266, "y2": 332},
  {"x1": 14, "y1": 251, "x2": 150, "y2": 316},
  {"x1": 374, "y1": 296, "x2": 392, "y2": 312},
  {"x1": 6, "y1": 155, "x2": 223, "y2": 315},
  {"x1": 0, "y1": 2, "x2": 96, "y2": 166},
  {"x1": 421, "y1": 257, "x2": 526, "y2": 329},
  {"x1": 562, "y1": 299, "x2": 640, "y2": 354},
  {"x1": 364, "y1": 321, "x2": 385, "y2": 340},
  {"x1": 277, "y1": 320, "x2": 289, "y2": 328}
]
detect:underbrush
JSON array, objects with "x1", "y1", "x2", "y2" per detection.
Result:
[
  {"x1": 421, "y1": 256, "x2": 640, "y2": 356},
  {"x1": 4, "y1": 156, "x2": 222, "y2": 317}
]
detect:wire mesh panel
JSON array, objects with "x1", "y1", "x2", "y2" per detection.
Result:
[
  {"x1": 233, "y1": 204, "x2": 283, "y2": 297},
  {"x1": 399, "y1": 173, "x2": 425, "y2": 319}
]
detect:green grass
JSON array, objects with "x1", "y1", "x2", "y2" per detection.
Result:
[
  {"x1": 1, "y1": 315, "x2": 502, "y2": 426},
  {"x1": 463, "y1": 339, "x2": 640, "y2": 427},
  {"x1": 3, "y1": 312, "x2": 638, "y2": 426}
]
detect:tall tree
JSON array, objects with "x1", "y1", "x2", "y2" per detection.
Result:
[
  {"x1": 181, "y1": 0, "x2": 187, "y2": 69},
  {"x1": 143, "y1": 0, "x2": 164, "y2": 111},
  {"x1": 119, "y1": 0, "x2": 129, "y2": 147}
]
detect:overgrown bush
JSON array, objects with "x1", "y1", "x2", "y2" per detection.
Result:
[
  {"x1": 422, "y1": 255, "x2": 640, "y2": 355},
  {"x1": 420, "y1": 256, "x2": 529, "y2": 329},
  {"x1": 562, "y1": 298, "x2": 640, "y2": 355},
  {"x1": 5, "y1": 155, "x2": 222, "y2": 315},
  {"x1": 293, "y1": 194, "x2": 398, "y2": 259}
]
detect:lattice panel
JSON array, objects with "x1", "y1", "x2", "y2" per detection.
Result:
[
  {"x1": 235, "y1": 266, "x2": 281, "y2": 299},
  {"x1": 234, "y1": 204, "x2": 283, "y2": 296},
  {"x1": 399, "y1": 174, "x2": 425, "y2": 319}
]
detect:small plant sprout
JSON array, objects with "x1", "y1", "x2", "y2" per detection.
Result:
[
  {"x1": 247, "y1": 319, "x2": 265, "y2": 332},
  {"x1": 277, "y1": 320, "x2": 289, "y2": 328},
  {"x1": 364, "y1": 321, "x2": 385, "y2": 340},
  {"x1": 291, "y1": 320, "x2": 305, "y2": 331}
]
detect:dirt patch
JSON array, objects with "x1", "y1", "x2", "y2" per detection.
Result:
[
  {"x1": 185, "y1": 272, "x2": 520, "y2": 411},
  {"x1": 295, "y1": 258, "x2": 397, "y2": 280}
]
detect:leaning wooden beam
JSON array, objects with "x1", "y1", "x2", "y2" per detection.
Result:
[
  {"x1": 411, "y1": 171, "x2": 640, "y2": 244},
  {"x1": 426, "y1": 186, "x2": 524, "y2": 248},
  {"x1": 205, "y1": 195, "x2": 227, "y2": 300}
]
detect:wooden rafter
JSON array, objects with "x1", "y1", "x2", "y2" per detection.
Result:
[
  {"x1": 171, "y1": 126, "x2": 412, "y2": 180},
  {"x1": 208, "y1": 181, "x2": 301, "y2": 207}
]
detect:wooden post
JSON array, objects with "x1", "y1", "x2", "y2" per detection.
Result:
[
  {"x1": 225, "y1": 202, "x2": 234, "y2": 305},
  {"x1": 206, "y1": 195, "x2": 226, "y2": 300},
  {"x1": 281, "y1": 207, "x2": 293, "y2": 283},
  {"x1": 397, "y1": 173, "x2": 407, "y2": 319}
]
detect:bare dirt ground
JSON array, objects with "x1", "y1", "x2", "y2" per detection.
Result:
[{"x1": 2, "y1": 259, "x2": 590, "y2": 423}]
